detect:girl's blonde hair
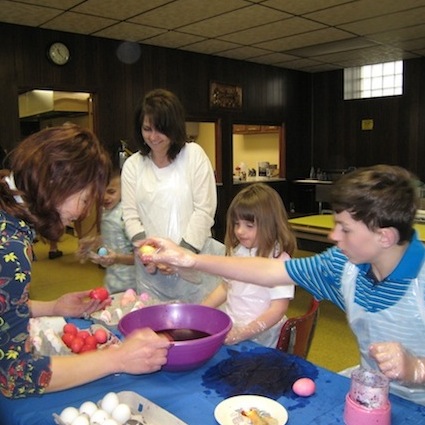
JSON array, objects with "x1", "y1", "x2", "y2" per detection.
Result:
[{"x1": 224, "y1": 183, "x2": 297, "y2": 258}]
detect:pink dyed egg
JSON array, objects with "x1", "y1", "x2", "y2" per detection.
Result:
[{"x1": 292, "y1": 377, "x2": 316, "y2": 397}]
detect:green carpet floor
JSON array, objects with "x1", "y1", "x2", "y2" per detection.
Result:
[{"x1": 30, "y1": 235, "x2": 359, "y2": 372}]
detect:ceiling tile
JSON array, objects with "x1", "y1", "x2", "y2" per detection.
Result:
[
  {"x1": 340, "y1": 7, "x2": 425, "y2": 35},
  {"x1": 16, "y1": 0, "x2": 81, "y2": 8},
  {"x1": 248, "y1": 52, "x2": 299, "y2": 64},
  {"x1": 72, "y1": 0, "x2": 171, "y2": 20},
  {"x1": 306, "y1": 0, "x2": 425, "y2": 25},
  {"x1": 262, "y1": 0, "x2": 351, "y2": 15},
  {"x1": 0, "y1": 0, "x2": 61, "y2": 26},
  {"x1": 255, "y1": 27, "x2": 354, "y2": 52},
  {"x1": 276, "y1": 57, "x2": 328, "y2": 70},
  {"x1": 216, "y1": 46, "x2": 272, "y2": 60},
  {"x1": 141, "y1": 31, "x2": 205, "y2": 49},
  {"x1": 396, "y1": 36, "x2": 425, "y2": 51},
  {"x1": 94, "y1": 22, "x2": 165, "y2": 41},
  {"x1": 41, "y1": 11, "x2": 116, "y2": 34},
  {"x1": 315, "y1": 45, "x2": 418, "y2": 66},
  {"x1": 1, "y1": 0, "x2": 425, "y2": 72},
  {"x1": 286, "y1": 37, "x2": 378, "y2": 57},
  {"x1": 369, "y1": 24, "x2": 425, "y2": 44},
  {"x1": 129, "y1": 0, "x2": 247, "y2": 30},
  {"x1": 183, "y1": 39, "x2": 241, "y2": 54},
  {"x1": 178, "y1": 4, "x2": 289, "y2": 37},
  {"x1": 219, "y1": 17, "x2": 325, "y2": 45}
]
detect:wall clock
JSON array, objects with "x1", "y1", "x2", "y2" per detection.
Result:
[{"x1": 47, "y1": 42, "x2": 70, "y2": 65}]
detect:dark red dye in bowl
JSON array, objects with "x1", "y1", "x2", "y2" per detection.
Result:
[{"x1": 118, "y1": 303, "x2": 232, "y2": 371}]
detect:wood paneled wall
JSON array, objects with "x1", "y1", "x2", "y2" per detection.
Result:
[
  {"x1": 0, "y1": 22, "x2": 310, "y2": 241},
  {"x1": 2, "y1": 23, "x2": 424, "y2": 238},
  {"x1": 311, "y1": 58, "x2": 425, "y2": 181},
  {"x1": 0, "y1": 23, "x2": 310, "y2": 175}
]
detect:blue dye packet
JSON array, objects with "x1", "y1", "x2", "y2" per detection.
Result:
[{"x1": 202, "y1": 346, "x2": 318, "y2": 399}]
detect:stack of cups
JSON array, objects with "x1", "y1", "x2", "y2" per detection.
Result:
[{"x1": 344, "y1": 367, "x2": 391, "y2": 425}]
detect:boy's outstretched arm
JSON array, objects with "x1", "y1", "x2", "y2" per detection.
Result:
[{"x1": 137, "y1": 237, "x2": 295, "y2": 288}]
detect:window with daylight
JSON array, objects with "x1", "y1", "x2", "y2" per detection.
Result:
[{"x1": 344, "y1": 61, "x2": 403, "y2": 100}]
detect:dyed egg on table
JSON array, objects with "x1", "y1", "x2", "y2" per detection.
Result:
[{"x1": 292, "y1": 377, "x2": 316, "y2": 397}]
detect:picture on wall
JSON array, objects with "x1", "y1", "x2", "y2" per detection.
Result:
[{"x1": 209, "y1": 82, "x2": 242, "y2": 109}]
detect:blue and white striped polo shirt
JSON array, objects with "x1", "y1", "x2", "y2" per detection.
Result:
[{"x1": 286, "y1": 232, "x2": 425, "y2": 312}]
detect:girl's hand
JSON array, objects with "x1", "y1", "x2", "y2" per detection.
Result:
[
  {"x1": 91, "y1": 251, "x2": 116, "y2": 267},
  {"x1": 52, "y1": 290, "x2": 111, "y2": 318},
  {"x1": 224, "y1": 320, "x2": 267, "y2": 345}
]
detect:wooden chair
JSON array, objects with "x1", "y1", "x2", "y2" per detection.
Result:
[{"x1": 276, "y1": 297, "x2": 320, "y2": 358}]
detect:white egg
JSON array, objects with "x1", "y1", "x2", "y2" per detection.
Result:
[
  {"x1": 71, "y1": 414, "x2": 90, "y2": 425},
  {"x1": 103, "y1": 420, "x2": 119, "y2": 425},
  {"x1": 100, "y1": 392, "x2": 120, "y2": 414},
  {"x1": 60, "y1": 406, "x2": 79, "y2": 424},
  {"x1": 90, "y1": 408, "x2": 110, "y2": 424},
  {"x1": 111, "y1": 403, "x2": 131, "y2": 424},
  {"x1": 113, "y1": 308, "x2": 123, "y2": 321},
  {"x1": 79, "y1": 401, "x2": 98, "y2": 417}
]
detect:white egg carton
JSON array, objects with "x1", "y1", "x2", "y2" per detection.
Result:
[
  {"x1": 53, "y1": 390, "x2": 187, "y2": 425},
  {"x1": 90, "y1": 291, "x2": 159, "y2": 329}
]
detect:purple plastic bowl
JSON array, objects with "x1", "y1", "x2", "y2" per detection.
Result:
[{"x1": 118, "y1": 303, "x2": 232, "y2": 372}]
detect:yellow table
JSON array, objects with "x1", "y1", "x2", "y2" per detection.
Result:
[{"x1": 289, "y1": 214, "x2": 425, "y2": 243}]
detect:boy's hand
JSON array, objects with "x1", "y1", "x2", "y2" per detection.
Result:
[{"x1": 369, "y1": 342, "x2": 425, "y2": 384}]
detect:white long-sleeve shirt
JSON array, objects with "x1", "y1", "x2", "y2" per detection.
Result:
[{"x1": 121, "y1": 142, "x2": 217, "y2": 250}]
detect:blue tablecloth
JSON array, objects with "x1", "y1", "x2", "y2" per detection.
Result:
[{"x1": 1, "y1": 333, "x2": 425, "y2": 424}]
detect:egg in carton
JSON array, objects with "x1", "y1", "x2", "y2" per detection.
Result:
[
  {"x1": 89, "y1": 323, "x2": 121, "y2": 349},
  {"x1": 30, "y1": 317, "x2": 120, "y2": 356},
  {"x1": 91, "y1": 289, "x2": 159, "y2": 329},
  {"x1": 53, "y1": 390, "x2": 187, "y2": 425}
]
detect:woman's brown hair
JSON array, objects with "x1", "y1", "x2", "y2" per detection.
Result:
[
  {"x1": 134, "y1": 88, "x2": 187, "y2": 161},
  {"x1": 0, "y1": 123, "x2": 111, "y2": 241},
  {"x1": 224, "y1": 183, "x2": 297, "y2": 258}
]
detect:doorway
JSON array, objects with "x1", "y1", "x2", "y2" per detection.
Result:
[{"x1": 18, "y1": 89, "x2": 94, "y2": 139}]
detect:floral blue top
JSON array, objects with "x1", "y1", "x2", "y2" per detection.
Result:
[{"x1": 0, "y1": 211, "x2": 52, "y2": 398}]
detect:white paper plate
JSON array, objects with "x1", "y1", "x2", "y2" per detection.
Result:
[{"x1": 214, "y1": 395, "x2": 288, "y2": 425}]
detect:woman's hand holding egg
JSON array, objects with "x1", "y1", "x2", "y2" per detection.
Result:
[{"x1": 52, "y1": 290, "x2": 111, "y2": 318}]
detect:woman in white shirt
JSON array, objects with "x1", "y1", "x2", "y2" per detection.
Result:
[{"x1": 121, "y1": 89, "x2": 223, "y2": 302}]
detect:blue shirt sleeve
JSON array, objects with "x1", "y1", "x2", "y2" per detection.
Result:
[{"x1": 285, "y1": 247, "x2": 347, "y2": 311}]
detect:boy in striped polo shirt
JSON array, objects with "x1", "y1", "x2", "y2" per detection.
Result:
[{"x1": 141, "y1": 164, "x2": 425, "y2": 405}]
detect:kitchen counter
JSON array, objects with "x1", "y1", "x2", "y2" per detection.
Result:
[
  {"x1": 289, "y1": 214, "x2": 425, "y2": 244},
  {"x1": 293, "y1": 179, "x2": 332, "y2": 184},
  {"x1": 233, "y1": 177, "x2": 286, "y2": 184}
]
